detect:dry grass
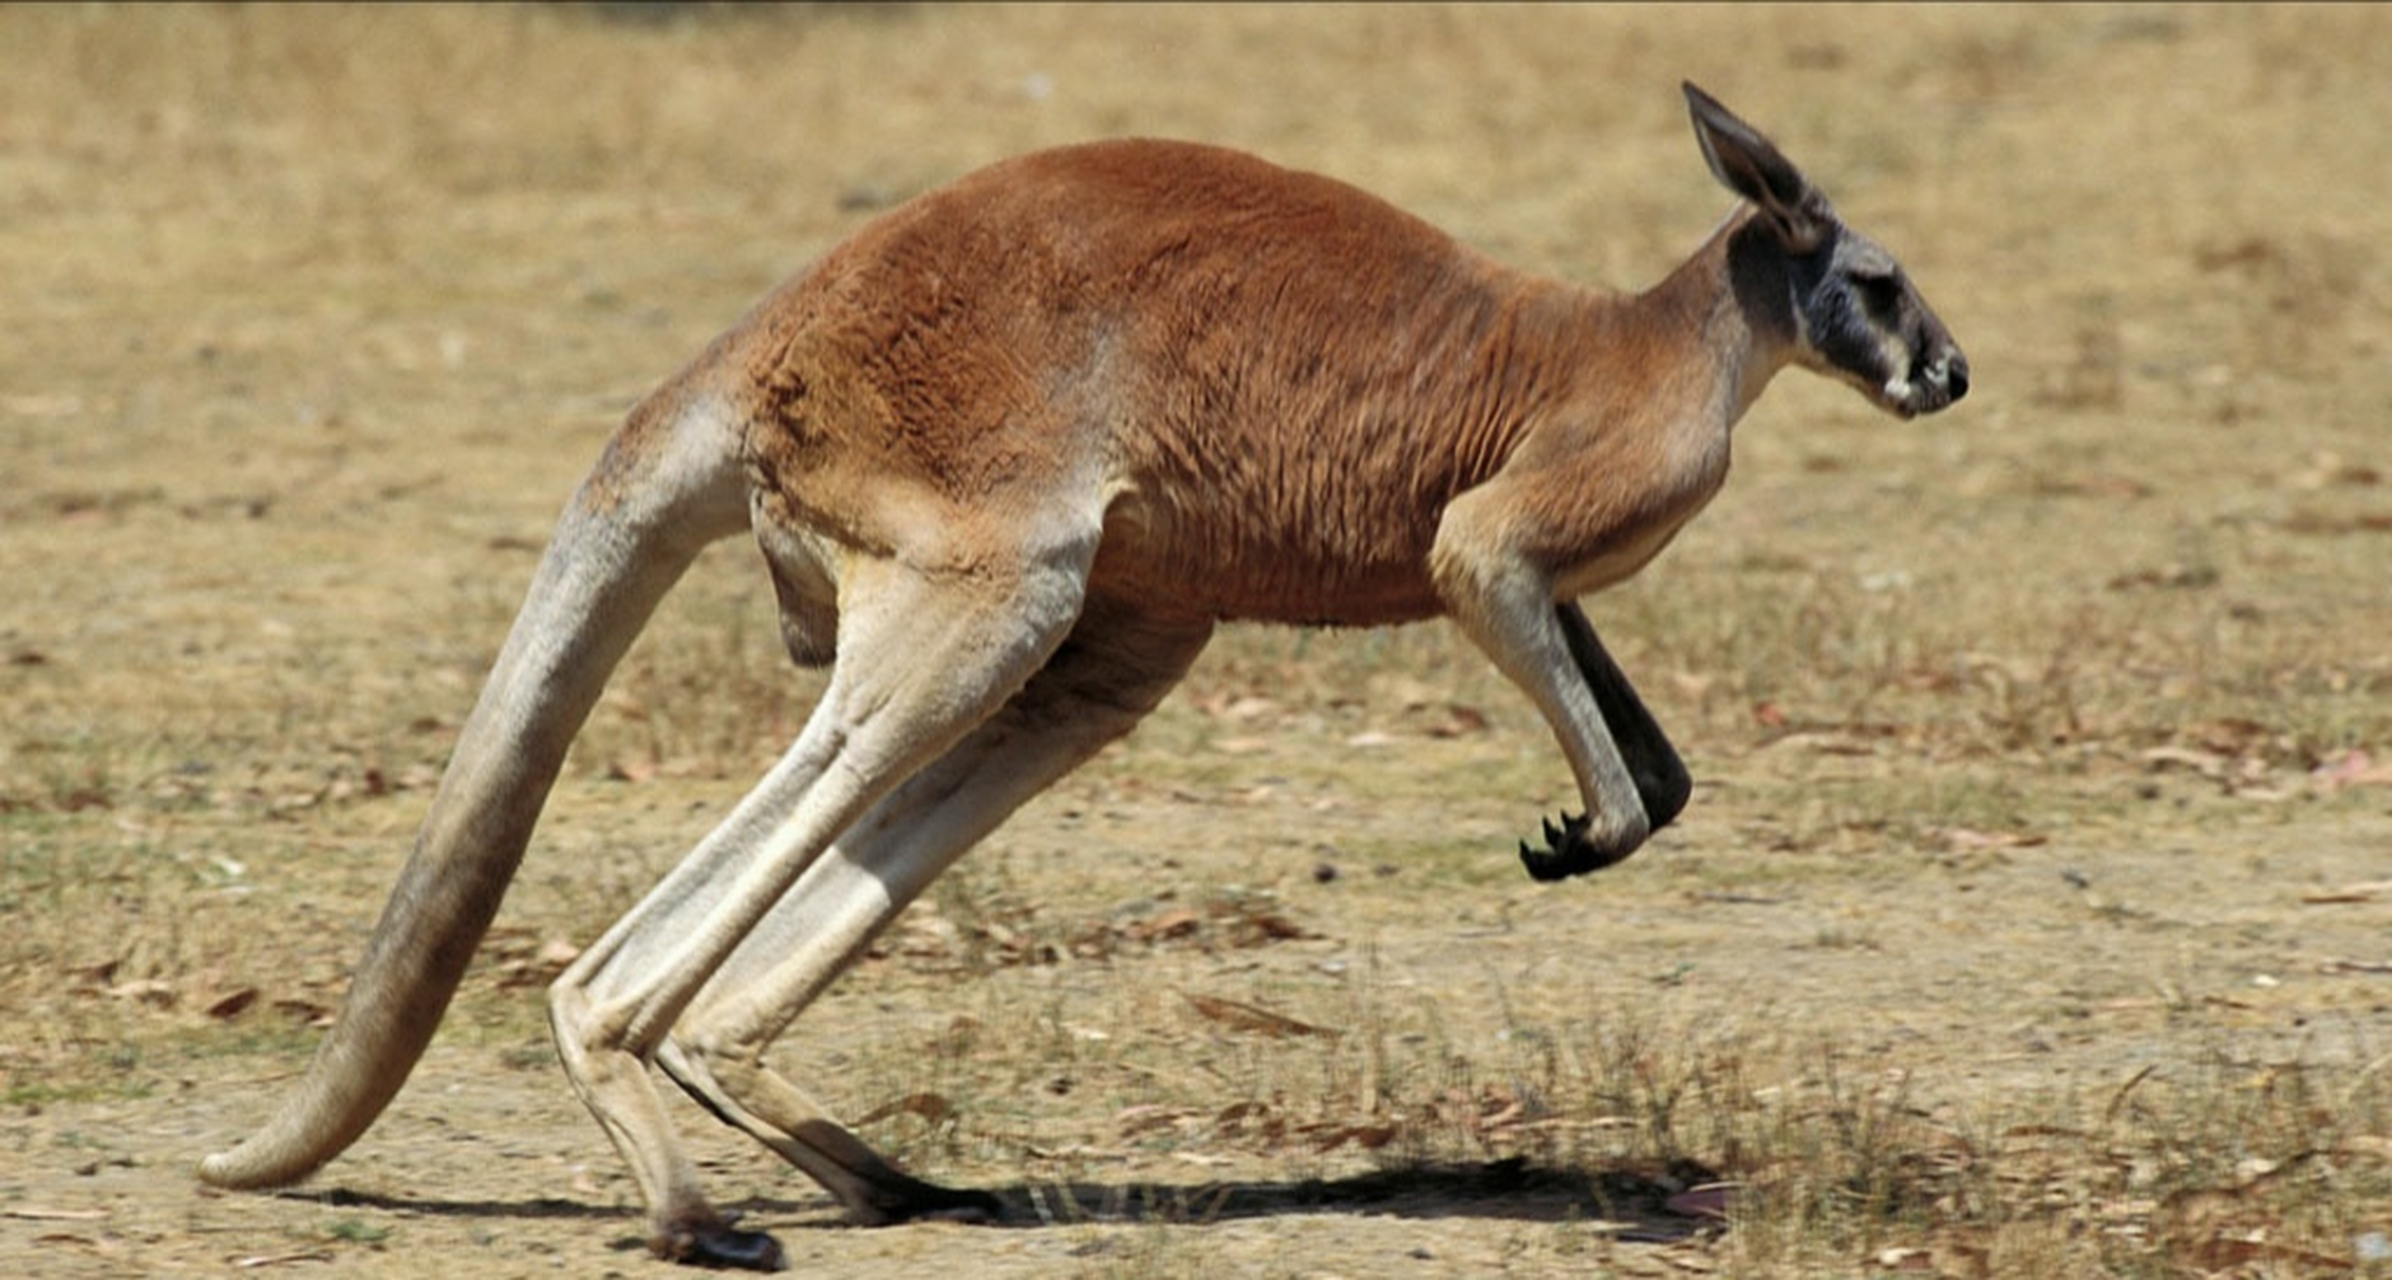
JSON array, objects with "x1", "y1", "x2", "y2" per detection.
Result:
[{"x1": 4, "y1": 4, "x2": 2392, "y2": 1276}]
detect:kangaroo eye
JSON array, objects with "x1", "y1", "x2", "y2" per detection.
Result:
[{"x1": 1853, "y1": 271, "x2": 1904, "y2": 316}]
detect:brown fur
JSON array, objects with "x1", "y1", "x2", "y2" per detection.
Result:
[{"x1": 736, "y1": 139, "x2": 1702, "y2": 625}]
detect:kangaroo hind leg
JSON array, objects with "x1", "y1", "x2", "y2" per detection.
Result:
[
  {"x1": 658, "y1": 600, "x2": 1214, "y2": 1226},
  {"x1": 545, "y1": 542, "x2": 1099, "y2": 1269}
]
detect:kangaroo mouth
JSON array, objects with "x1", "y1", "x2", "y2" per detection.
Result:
[{"x1": 1883, "y1": 351, "x2": 1969, "y2": 418}]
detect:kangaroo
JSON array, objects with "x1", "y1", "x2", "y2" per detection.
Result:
[{"x1": 200, "y1": 84, "x2": 1967, "y2": 1269}]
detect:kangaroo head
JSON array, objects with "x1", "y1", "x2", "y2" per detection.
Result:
[{"x1": 1683, "y1": 81, "x2": 1969, "y2": 420}]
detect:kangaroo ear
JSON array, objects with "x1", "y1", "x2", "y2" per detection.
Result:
[{"x1": 1683, "y1": 82, "x2": 1830, "y2": 254}]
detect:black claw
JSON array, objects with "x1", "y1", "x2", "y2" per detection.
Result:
[
  {"x1": 1517, "y1": 810, "x2": 1636, "y2": 883},
  {"x1": 1519, "y1": 839, "x2": 1573, "y2": 883}
]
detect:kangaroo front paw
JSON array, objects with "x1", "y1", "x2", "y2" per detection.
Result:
[
  {"x1": 654, "y1": 1214, "x2": 788, "y2": 1272},
  {"x1": 1517, "y1": 810, "x2": 1644, "y2": 882}
]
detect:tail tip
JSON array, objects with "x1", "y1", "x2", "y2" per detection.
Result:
[
  {"x1": 195, "y1": 1149, "x2": 245, "y2": 1189},
  {"x1": 196, "y1": 1145, "x2": 305, "y2": 1191}
]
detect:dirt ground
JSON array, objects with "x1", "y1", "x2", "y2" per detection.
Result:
[{"x1": 4, "y1": 5, "x2": 2391, "y2": 1277}]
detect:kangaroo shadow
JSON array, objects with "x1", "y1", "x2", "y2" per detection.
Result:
[
  {"x1": 303, "y1": 1156, "x2": 1726, "y2": 1247},
  {"x1": 965, "y1": 1156, "x2": 1726, "y2": 1243}
]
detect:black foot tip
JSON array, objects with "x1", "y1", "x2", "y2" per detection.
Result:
[
  {"x1": 1517, "y1": 810, "x2": 1636, "y2": 882},
  {"x1": 661, "y1": 1220, "x2": 788, "y2": 1272}
]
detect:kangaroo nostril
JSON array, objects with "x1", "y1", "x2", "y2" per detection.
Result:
[{"x1": 1925, "y1": 351, "x2": 1969, "y2": 402}]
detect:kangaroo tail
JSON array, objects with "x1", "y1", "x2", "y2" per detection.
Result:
[{"x1": 199, "y1": 388, "x2": 750, "y2": 1190}]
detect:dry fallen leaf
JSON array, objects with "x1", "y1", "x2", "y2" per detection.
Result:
[
  {"x1": 4, "y1": 1206, "x2": 109, "y2": 1222},
  {"x1": 1125, "y1": 908, "x2": 1203, "y2": 942},
  {"x1": 1181, "y1": 991, "x2": 1340, "y2": 1040},
  {"x1": 1937, "y1": 827, "x2": 2049, "y2": 851},
  {"x1": 2302, "y1": 882, "x2": 2392, "y2": 905},
  {"x1": 204, "y1": 987, "x2": 260, "y2": 1019},
  {"x1": 853, "y1": 1091, "x2": 955, "y2": 1127},
  {"x1": 234, "y1": 1252, "x2": 338, "y2": 1269}
]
